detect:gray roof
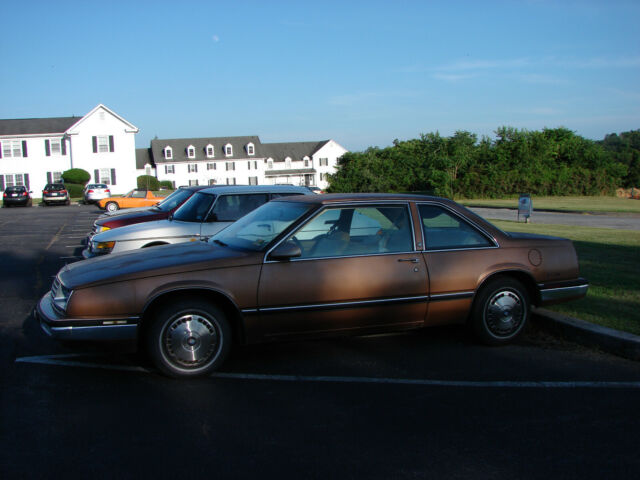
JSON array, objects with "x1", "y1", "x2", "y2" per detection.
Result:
[
  {"x1": 150, "y1": 136, "x2": 263, "y2": 163},
  {"x1": 263, "y1": 141, "x2": 329, "y2": 162},
  {"x1": 0, "y1": 117, "x2": 82, "y2": 135},
  {"x1": 136, "y1": 148, "x2": 153, "y2": 169},
  {"x1": 0, "y1": 116, "x2": 80, "y2": 136}
]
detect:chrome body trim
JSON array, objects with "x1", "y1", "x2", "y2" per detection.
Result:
[
  {"x1": 539, "y1": 283, "x2": 589, "y2": 303},
  {"x1": 257, "y1": 295, "x2": 430, "y2": 314}
]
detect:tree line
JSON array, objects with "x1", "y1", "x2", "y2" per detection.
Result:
[{"x1": 327, "y1": 127, "x2": 640, "y2": 198}]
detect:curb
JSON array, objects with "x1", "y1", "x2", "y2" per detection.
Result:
[{"x1": 533, "y1": 308, "x2": 640, "y2": 361}]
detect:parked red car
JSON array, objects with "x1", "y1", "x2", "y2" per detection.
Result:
[{"x1": 87, "y1": 186, "x2": 208, "y2": 241}]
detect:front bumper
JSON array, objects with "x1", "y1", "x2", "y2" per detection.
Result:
[
  {"x1": 538, "y1": 278, "x2": 589, "y2": 305},
  {"x1": 36, "y1": 292, "x2": 139, "y2": 341}
]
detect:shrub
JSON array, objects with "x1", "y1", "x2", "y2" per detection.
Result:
[
  {"x1": 65, "y1": 183, "x2": 85, "y2": 198},
  {"x1": 61, "y1": 168, "x2": 90, "y2": 185},
  {"x1": 137, "y1": 175, "x2": 160, "y2": 190},
  {"x1": 159, "y1": 180, "x2": 175, "y2": 190}
]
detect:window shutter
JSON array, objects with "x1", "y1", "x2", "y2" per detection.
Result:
[
  {"x1": 94, "y1": 169, "x2": 99, "y2": 182},
  {"x1": 45, "y1": 140, "x2": 51, "y2": 156},
  {"x1": 22, "y1": 141, "x2": 28, "y2": 157},
  {"x1": 0, "y1": 143, "x2": 2, "y2": 159},
  {"x1": 47, "y1": 172, "x2": 52, "y2": 183},
  {"x1": 92, "y1": 136, "x2": 98, "y2": 153},
  {"x1": 0, "y1": 175, "x2": 4, "y2": 191},
  {"x1": 110, "y1": 168, "x2": 116, "y2": 185},
  {"x1": 61, "y1": 139, "x2": 67, "y2": 156},
  {"x1": 109, "y1": 136, "x2": 114, "y2": 152},
  {"x1": 24, "y1": 174, "x2": 30, "y2": 190}
]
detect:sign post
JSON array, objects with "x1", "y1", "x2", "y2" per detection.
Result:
[{"x1": 518, "y1": 194, "x2": 532, "y2": 223}]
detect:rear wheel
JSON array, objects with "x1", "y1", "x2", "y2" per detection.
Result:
[
  {"x1": 105, "y1": 201, "x2": 119, "y2": 212},
  {"x1": 471, "y1": 277, "x2": 530, "y2": 345},
  {"x1": 146, "y1": 300, "x2": 232, "y2": 378}
]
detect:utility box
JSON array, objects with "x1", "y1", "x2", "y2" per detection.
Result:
[{"x1": 518, "y1": 194, "x2": 532, "y2": 223}]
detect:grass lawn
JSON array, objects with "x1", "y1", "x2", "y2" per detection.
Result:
[
  {"x1": 491, "y1": 220, "x2": 640, "y2": 335},
  {"x1": 460, "y1": 196, "x2": 640, "y2": 214}
]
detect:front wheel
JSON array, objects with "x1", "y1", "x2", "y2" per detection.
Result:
[
  {"x1": 471, "y1": 277, "x2": 530, "y2": 345},
  {"x1": 105, "y1": 201, "x2": 119, "y2": 212},
  {"x1": 146, "y1": 300, "x2": 232, "y2": 378}
]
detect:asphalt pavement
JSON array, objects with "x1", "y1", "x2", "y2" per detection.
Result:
[
  {"x1": 470, "y1": 207, "x2": 640, "y2": 230},
  {"x1": 1, "y1": 204, "x2": 639, "y2": 479}
]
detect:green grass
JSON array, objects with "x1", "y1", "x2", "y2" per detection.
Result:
[
  {"x1": 492, "y1": 220, "x2": 640, "y2": 335},
  {"x1": 460, "y1": 196, "x2": 640, "y2": 214}
]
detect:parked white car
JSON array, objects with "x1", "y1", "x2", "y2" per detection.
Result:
[{"x1": 83, "y1": 185, "x2": 311, "y2": 257}]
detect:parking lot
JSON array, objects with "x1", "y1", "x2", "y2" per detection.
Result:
[{"x1": 2, "y1": 205, "x2": 640, "y2": 479}]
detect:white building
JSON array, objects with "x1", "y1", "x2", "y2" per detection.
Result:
[
  {"x1": 0, "y1": 104, "x2": 139, "y2": 196},
  {"x1": 149, "y1": 136, "x2": 347, "y2": 190}
]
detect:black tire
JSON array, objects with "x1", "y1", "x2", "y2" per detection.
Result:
[
  {"x1": 105, "y1": 201, "x2": 118, "y2": 212},
  {"x1": 65, "y1": 198, "x2": 71, "y2": 206},
  {"x1": 471, "y1": 277, "x2": 530, "y2": 345},
  {"x1": 146, "y1": 300, "x2": 232, "y2": 378}
]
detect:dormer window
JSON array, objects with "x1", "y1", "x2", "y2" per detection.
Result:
[
  {"x1": 267, "y1": 158, "x2": 273, "y2": 169},
  {"x1": 206, "y1": 144, "x2": 215, "y2": 158},
  {"x1": 285, "y1": 157, "x2": 292, "y2": 169},
  {"x1": 187, "y1": 145, "x2": 196, "y2": 159},
  {"x1": 224, "y1": 144, "x2": 233, "y2": 157},
  {"x1": 164, "y1": 146, "x2": 173, "y2": 160},
  {"x1": 303, "y1": 156, "x2": 311, "y2": 168},
  {"x1": 246, "y1": 142, "x2": 255, "y2": 156}
]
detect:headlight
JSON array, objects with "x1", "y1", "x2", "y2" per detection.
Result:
[
  {"x1": 51, "y1": 276, "x2": 72, "y2": 314},
  {"x1": 91, "y1": 240, "x2": 116, "y2": 254},
  {"x1": 96, "y1": 225, "x2": 111, "y2": 233}
]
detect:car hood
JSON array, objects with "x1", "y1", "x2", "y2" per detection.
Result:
[
  {"x1": 97, "y1": 208, "x2": 162, "y2": 226},
  {"x1": 92, "y1": 218, "x2": 196, "y2": 241},
  {"x1": 59, "y1": 241, "x2": 262, "y2": 289}
]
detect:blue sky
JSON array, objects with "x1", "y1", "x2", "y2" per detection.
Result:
[{"x1": 1, "y1": 0, "x2": 639, "y2": 151}]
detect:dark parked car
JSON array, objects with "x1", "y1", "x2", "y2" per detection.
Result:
[
  {"x1": 3, "y1": 186, "x2": 32, "y2": 207},
  {"x1": 88, "y1": 185, "x2": 208, "y2": 239},
  {"x1": 42, "y1": 183, "x2": 70, "y2": 206},
  {"x1": 36, "y1": 193, "x2": 588, "y2": 377}
]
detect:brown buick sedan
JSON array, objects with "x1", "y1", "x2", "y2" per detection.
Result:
[{"x1": 37, "y1": 194, "x2": 588, "y2": 377}]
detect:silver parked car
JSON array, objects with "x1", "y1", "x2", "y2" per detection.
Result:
[
  {"x1": 83, "y1": 185, "x2": 311, "y2": 257},
  {"x1": 83, "y1": 183, "x2": 111, "y2": 204}
]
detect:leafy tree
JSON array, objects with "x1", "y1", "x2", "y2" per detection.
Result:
[{"x1": 137, "y1": 175, "x2": 160, "y2": 190}]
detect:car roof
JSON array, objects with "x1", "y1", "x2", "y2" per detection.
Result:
[
  {"x1": 197, "y1": 185, "x2": 312, "y2": 195},
  {"x1": 271, "y1": 192, "x2": 451, "y2": 205}
]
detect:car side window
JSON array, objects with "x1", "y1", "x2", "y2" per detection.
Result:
[
  {"x1": 211, "y1": 194, "x2": 269, "y2": 222},
  {"x1": 288, "y1": 205, "x2": 412, "y2": 259},
  {"x1": 131, "y1": 190, "x2": 146, "y2": 198},
  {"x1": 419, "y1": 204, "x2": 493, "y2": 250}
]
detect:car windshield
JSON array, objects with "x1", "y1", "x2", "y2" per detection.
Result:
[
  {"x1": 172, "y1": 192, "x2": 217, "y2": 222},
  {"x1": 6, "y1": 186, "x2": 25, "y2": 193},
  {"x1": 154, "y1": 188, "x2": 193, "y2": 212},
  {"x1": 211, "y1": 201, "x2": 312, "y2": 251}
]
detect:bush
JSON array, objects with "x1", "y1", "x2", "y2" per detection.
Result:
[
  {"x1": 61, "y1": 168, "x2": 90, "y2": 185},
  {"x1": 137, "y1": 175, "x2": 160, "y2": 190},
  {"x1": 159, "y1": 180, "x2": 175, "y2": 190},
  {"x1": 65, "y1": 183, "x2": 85, "y2": 198}
]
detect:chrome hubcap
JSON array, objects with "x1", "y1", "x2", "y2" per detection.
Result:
[
  {"x1": 485, "y1": 290, "x2": 523, "y2": 337},
  {"x1": 163, "y1": 314, "x2": 218, "y2": 368}
]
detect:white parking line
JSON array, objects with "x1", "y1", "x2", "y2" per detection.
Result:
[{"x1": 14, "y1": 354, "x2": 640, "y2": 389}]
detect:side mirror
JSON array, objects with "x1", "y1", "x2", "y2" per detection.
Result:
[{"x1": 269, "y1": 241, "x2": 302, "y2": 261}]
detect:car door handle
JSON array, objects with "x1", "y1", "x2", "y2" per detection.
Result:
[{"x1": 398, "y1": 258, "x2": 419, "y2": 263}]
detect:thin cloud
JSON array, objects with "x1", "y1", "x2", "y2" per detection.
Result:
[{"x1": 212, "y1": 34, "x2": 220, "y2": 43}]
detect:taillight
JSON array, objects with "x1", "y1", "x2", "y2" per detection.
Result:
[
  {"x1": 61, "y1": 190, "x2": 67, "y2": 194},
  {"x1": 43, "y1": 190, "x2": 49, "y2": 195},
  {"x1": 23, "y1": 192, "x2": 28, "y2": 196},
  {"x1": 2, "y1": 193, "x2": 6, "y2": 198},
  {"x1": 87, "y1": 189, "x2": 94, "y2": 193},
  {"x1": 105, "y1": 189, "x2": 110, "y2": 193}
]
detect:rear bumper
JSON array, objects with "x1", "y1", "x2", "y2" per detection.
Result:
[
  {"x1": 36, "y1": 292, "x2": 139, "y2": 341},
  {"x1": 43, "y1": 196, "x2": 69, "y2": 203},
  {"x1": 538, "y1": 278, "x2": 589, "y2": 305}
]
